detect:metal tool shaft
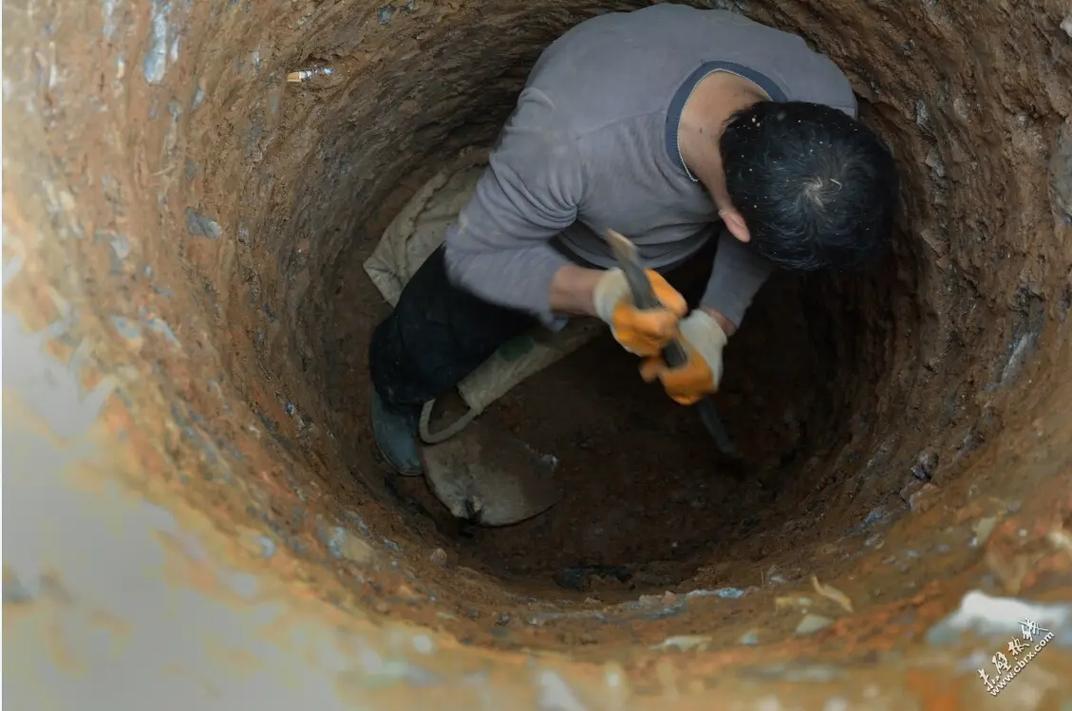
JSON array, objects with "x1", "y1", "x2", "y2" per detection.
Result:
[{"x1": 605, "y1": 228, "x2": 739, "y2": 457}]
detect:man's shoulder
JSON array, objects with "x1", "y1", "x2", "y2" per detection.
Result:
[
  {"x1": 527, "y1": 5, "x2": 854, "y2": 127},
  {"x1": 520, "y1": 6, "x2": 705, "y2": 136}
]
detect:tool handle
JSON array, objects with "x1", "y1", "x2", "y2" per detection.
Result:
[
  {"x1": 615, "y1": 255, "x2": 692, "y2": 369},
  {"x1": 696, "y1": 398, "x2": 738, "y2": 457},
  {"x1": 660, "y1": 339, "x2": 689, "y2": 369},
  {"x1": 605, "y1": 228, "x2": 739, "y2": 458},
  {"x1": 617, "y1": 255, "x2": 660, "y2": 310}
]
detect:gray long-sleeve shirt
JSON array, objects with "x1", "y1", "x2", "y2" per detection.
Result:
[{"x1": 444, "y1": 4, "x2": 856, "y2": 326}]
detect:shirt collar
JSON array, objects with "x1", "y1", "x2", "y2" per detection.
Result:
[{"x1": 665, "y1": 61, "x2": 787, "y2": 181}]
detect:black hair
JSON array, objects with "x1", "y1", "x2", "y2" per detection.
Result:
[{"x1": 719, "y1": 101, "x2": 899, "y2": 271}]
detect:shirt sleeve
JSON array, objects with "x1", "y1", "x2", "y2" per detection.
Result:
[
  {"x1": 443, "y1": 88, "x2": 583, "y2": 325},
  {"x1": 700, "y1": 229, "x2": 773, "y2": 329}
]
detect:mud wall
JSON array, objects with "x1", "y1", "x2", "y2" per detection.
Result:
[{"x1": 4, "y1": 0, "x2": 1072, "y2": 707}]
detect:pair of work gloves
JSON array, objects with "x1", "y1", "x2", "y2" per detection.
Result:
[{"x1": 592, "y1": 269, "x2": 726, "y2": 405}]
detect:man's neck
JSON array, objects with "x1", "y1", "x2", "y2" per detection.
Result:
[{"x1": 678, "y1": 72, "x2": 768, "y2": 209}]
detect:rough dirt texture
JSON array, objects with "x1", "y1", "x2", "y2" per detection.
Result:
[{"x1": 5, "y1": 0, "x2": 1072, "y2": 707}]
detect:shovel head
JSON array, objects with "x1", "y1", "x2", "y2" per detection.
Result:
[{"x1": 422, "y1": 417, "x2": 561, "y2": 526}]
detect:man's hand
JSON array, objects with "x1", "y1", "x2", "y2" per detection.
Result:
[
  {"x1": 639, "y1": 309, "x2": 727, "y2": 404},
  {"x1": 592, "y1": 268, "x2": 687, "y2": 356}
]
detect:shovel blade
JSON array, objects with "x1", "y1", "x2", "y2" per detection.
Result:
[{"x1": 422, "y1": 418, "x2": 561, "y2": 526}]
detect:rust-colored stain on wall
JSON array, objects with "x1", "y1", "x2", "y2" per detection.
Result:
[{"x1": 3, "y1": 0, "x2": 1071, "y2": 708}]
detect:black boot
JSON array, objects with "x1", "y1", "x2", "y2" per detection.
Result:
[{"x1": 370, "y1": 388, "x2": 422, "y2": 476}]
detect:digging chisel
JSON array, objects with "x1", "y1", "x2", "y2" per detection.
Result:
[{"x1": 604, "y1": 228, "x2": 740, "y2": 458}]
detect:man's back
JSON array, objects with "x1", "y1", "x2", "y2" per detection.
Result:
[
  {"x1": 528, "y1": 5, "x2": 855, "y2": 139},
  {"x1": 445, "y1": 5, "x2": 856, "y2": 323}
]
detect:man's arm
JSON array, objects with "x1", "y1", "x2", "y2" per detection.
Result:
[
  {"x1": 699, "y1": 229, "x2": 773, "y2": 334},
  {"x1": 443, "y1": 88, "x2": 684, "y2": 359},
  {"x1": 548, "y1": 229, "x2": 771, "y2": 327},
  {"x1": 443, "y1": 88, "x2": 586, "y2": 325},
  {"x1": 702, "y1": 305, "x2": 739, "y2": 337},
  {"x1": 640, "y1": 231, "x2": 772, "y2": 402},
  {"x1": 549, "y1": 264, "x2": 601, "y2": 316}
]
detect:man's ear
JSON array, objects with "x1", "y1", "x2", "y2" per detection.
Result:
[{"x1": 718, "y1": 207, "x2": 751, "y2": 243}]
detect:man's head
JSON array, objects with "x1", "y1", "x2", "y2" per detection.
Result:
[{"x1": 718, "y1": 101, "x2": 898, "y2": 271}]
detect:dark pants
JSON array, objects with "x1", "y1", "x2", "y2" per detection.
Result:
[{"x1": 369, "y1": 240, "x2": 717, "y2": 413}]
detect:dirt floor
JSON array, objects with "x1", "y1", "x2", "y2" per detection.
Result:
[{"x1": 319, "y1": 174, "x2": 862, "y2": 601}]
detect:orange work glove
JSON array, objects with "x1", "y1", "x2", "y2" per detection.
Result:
[
  {"x1": 640, "y1": 310, "x2": 727, "y2": 405},
  {"x1": 592, "y1": 268, "x2": 687, "y2": 356}
]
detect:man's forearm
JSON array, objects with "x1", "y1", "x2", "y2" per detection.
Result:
[
  {"x1": 699, "y1": 232, "x2": 772, "y2": 335},
  {"x1": 549, "y1": 264, "x2": 737, "y2": 337},
  {"x1": 701, "y1": 306, "x2": 737, "y2": 337},
  {"x1": 549, "y1": 263, "x2": 602, "y2": 316}
]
